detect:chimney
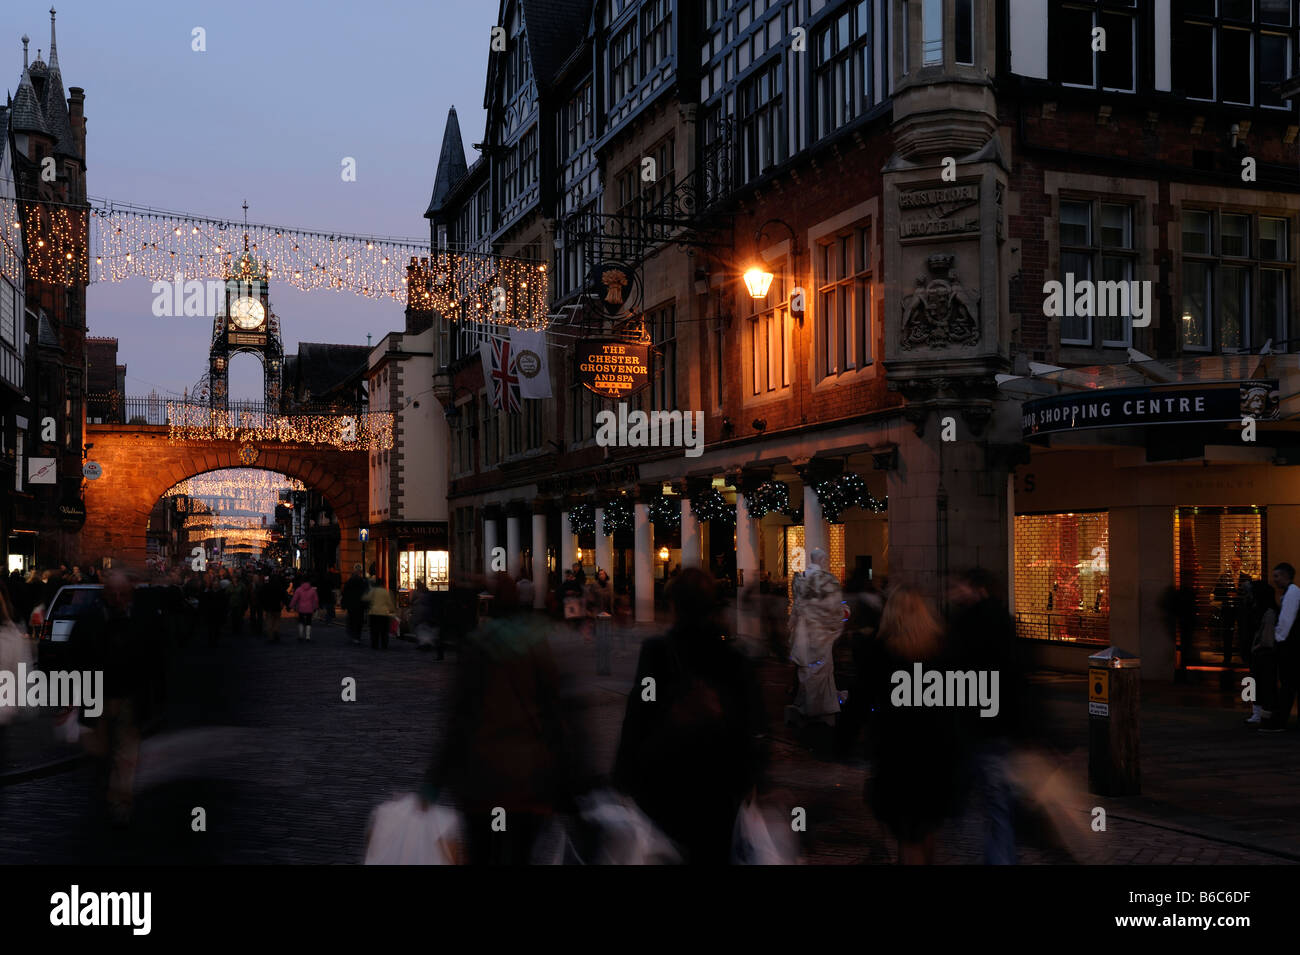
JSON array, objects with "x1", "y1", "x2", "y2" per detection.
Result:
[{"x1": 68, "y1": 87, "x2": 85, "y2": 162}]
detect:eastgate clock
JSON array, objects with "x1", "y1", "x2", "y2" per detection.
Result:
[{"x1": 230, "y1": 296, "x2": 265, "y2": 329}]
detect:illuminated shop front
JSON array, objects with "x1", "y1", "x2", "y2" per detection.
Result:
[
  {"x1": 371, "y1": 520, "x2": 450, "y2": 594},
  {"x1": 1009, "y1": 357, "x2": 1299, "y2": 681}
]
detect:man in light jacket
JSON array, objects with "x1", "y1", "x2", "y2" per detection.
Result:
[{"x1": 1262, "y1": 562, "x2": 1300, "y2": 732}]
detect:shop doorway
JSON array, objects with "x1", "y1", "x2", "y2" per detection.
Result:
[{"x1": 1173, "y1": 506, "x2": 1265, "y2": 672}]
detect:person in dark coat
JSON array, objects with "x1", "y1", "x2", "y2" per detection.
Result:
[
  {"x1": 423, "y1": 573, "x2": 576, "y2": 864},
  {"x1": 948, "y1": 568, "x2": 1025, "y2": 865},
  {"x1": 866, "y1": 584, "x2": 966, "y2": 865},
  {"x1": 258, "y1": 572, "x2": 287, "y2": 641},
  {"x1": 68, "y1": 572, "x2": 154, "y2": 826},
  {"x1": 341, "y1": 564, "x2": 369, "y2": 645},
  {"x1": 613, "y1": 568, "x2": 767, "y2": 864}
]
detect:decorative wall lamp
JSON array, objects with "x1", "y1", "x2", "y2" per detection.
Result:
[{"x1": 746, "y1": 218, "x2": 804, "y2": 324}]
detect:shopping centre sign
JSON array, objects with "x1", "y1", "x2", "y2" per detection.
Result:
[{"x1": 1022, "y1": 379, "x2": 1279, "y2": 438}]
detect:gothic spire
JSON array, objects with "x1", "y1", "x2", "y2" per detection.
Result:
[{"x1": 48, "y1": 8, "x2": 59, "y2": 72}]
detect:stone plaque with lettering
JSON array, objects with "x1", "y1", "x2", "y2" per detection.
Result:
[{"x1": 899, "y1": 183, "x2": 981, "y2": 239}]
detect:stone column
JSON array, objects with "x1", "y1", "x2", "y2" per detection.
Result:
[
  {"x1": 531, "y1": 510, "x2": 547, "y2": 609},
  {"x1": 595, "y1": 507, "x2": 614, "y2": 577},
  {"x1": 506, "y1": 512, "x2": 522, "y2": 580},
  {"x1": 483, "y1": 515, "x2": 498, "y2": 576},
  {"x1": 634, "y1": 499, "x2": 654, "y2": 623},
  {"x1": 735, "y1": 490, "x2": 761, "y2": 644},
  {"x1": 680, "y1": 498, "x2": 700, "y2": 569},
  {"x1": 803, "y1": 483, "x2": 826, "y2": 559},
  {"x1": 560, "y1": 510, "x2": 576, "y2": 577}
]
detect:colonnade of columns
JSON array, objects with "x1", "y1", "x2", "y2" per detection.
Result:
[{"x1": 478, "y1": 466, "x2": 844, "y2": 628}]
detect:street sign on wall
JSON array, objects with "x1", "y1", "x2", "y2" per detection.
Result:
[{"x1": 1022, "y1": 379, "x2": 1279, "y2": 439}]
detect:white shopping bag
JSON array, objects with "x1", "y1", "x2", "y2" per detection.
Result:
[
  {"x1": 364, "y1": 794, "x2": 463, "y2": 865},
  {"x1": 0, "y1": 622, "x2": 33, "y2": 727},
  {"x1": 578, "y1": 789, "x2": 681, "y2": 865},
  {"x1": 732, "y1": 798, "x2": 800, "y2": 865}
]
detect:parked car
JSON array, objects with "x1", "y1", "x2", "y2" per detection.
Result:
[
  {"x1": 35, "y1": 583, "x2": 173, "y2": 669},
  {"x1": 35, "y1": 584, "x2": 104, "y2": 669}
]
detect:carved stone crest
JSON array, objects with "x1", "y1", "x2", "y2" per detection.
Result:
[{"x1": 901, "y1": 254, "x2": 980, "y2": 350}]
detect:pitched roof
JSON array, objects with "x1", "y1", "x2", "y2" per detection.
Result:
[
  {"x1": 41, "y1": 62, "x2": 77, "y2": 159},
  {"x1": 9, "y1": 68, "x2": 47, "y2": 136},
  {"x1": 425, "y1": 108, "x2": 468, "y2": 218},
  {"x1": 519, "y1": 0, "x2": 591, "y2": 88},
  {"x1": 37, "y1": 312, "x2": 60, "y2": 349}
]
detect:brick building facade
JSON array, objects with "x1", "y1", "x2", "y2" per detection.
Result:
[{"x1": 411, "y1": 0, "x2": 1300, "y2": 674}]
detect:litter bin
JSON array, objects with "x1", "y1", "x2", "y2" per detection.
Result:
[{"x1": 1088, "y1": 646, "x2": 1140, "y2": 796}]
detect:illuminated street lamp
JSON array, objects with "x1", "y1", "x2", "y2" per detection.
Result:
[{"x1": 744, "y1": 267, "x2": 775, "y2": 299}]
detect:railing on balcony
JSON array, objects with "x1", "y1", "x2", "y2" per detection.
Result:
[{"x1": 87, "y1": 393, "x2": 366, "y2": 426}]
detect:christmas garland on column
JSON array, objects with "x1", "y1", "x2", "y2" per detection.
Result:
[
  {"x1": 647, "y1": 494, "x2": 681, "y2": 529},
  {"x1": 744, "y1": 480, "x2": 798, "y2": 519},
  {"x1": 602, "y1": 498, "x2": 633, "y2": 536},
  {"x1": 690, "y1": 488, "x2": 735, "y2": 525},
  {"x1": 568, "y1": 504, "x2": 595, "y2": 536},
  {"x1": 813, "y1": 472, "x2": 887, "y2": 524}
]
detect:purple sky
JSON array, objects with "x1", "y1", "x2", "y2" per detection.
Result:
[{"x1": 3, "y1": 0, "x2": 497, "y2": 399}]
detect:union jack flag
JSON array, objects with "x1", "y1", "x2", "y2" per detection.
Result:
[{"x1": 480, "y1": 337, "x2": 521, "y2": 413}]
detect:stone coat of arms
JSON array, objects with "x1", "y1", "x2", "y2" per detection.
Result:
[{"x1": 901, "y1": 254, "x2": 980, "y2": 350}]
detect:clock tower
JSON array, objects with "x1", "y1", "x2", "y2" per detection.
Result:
[{"x1": 208, "y1": 228, "x2": 284, "y2": 410}]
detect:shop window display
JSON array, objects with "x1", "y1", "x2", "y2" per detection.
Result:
[
  {"x1": 1173, "y1": 506, "x2": 1264, "y2": 670},
  {"x1": 1014, "y1": 511, "x2": 1110, "y2": 645}
]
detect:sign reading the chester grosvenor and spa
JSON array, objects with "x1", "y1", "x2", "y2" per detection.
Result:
[
  {"x1": 576, "y1": 339, "x2": 651, "y2": 399},
  {"x1": 1023, "y1": 379, "x2": 1280, "y2": 439}
]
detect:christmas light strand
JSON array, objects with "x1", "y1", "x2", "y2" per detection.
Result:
[
  {"x1": 0, "y1": 193, "x2": 549, "y2": 327},
  {"x1": 647, "y1": 494, "x2": 681, "y2": 529},
  {"x1": 166, "y1": 402, "x2": 393, "y2": 450}
]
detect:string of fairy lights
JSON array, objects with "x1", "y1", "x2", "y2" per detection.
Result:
[
  {"x1": 0, "y1": 191, "x2": 550, "y2": 327},
  {"x1": 166, "y1": 403, "x2": 393, "y2": 450},
  {"x1": 165, "y1": 470, "x2": 306, "y2": 500}
]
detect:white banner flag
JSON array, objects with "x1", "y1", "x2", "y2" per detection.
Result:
[{"x1": 509, "y1": 328, "x2": 551, "y2": 399}]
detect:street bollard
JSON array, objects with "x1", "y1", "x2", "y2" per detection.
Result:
[
  {"x1": 596, "y1": 612, "x2": 613, "y2": 676},
  {"x1": 1087, "y1": 646, "x2": 1141, "y2": 796}
]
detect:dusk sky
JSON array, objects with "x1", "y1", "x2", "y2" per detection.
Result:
[{"x1": 2, "y1": 0, "x2": 498, "y2": 399}]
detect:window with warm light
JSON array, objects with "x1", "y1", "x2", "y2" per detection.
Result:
[
  {"x1": 1014, "y1": 511, "x2": 1110, "y2": 645},
  {"x1": 816, "y1": 222, "x2": 872, "y2": 380}
]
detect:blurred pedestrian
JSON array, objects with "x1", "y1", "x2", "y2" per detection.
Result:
[
  {"x1": 259, "y1": 572, "x2": 287, "y2": 642},
  {"x1": 363, "y1": 574, "x2": 396, "y2": 650},
  {"x1": 866, "y1": 584, "x2": 966, "y2": 864},
  {"x1": 422, "y1": 573, "x2": 576, "y2": 864},
  {"x1": 322, "y1": 565, "x2": 342, "y2": 625},
  {"x1": 228, "y1": 574, "x2": 249, "y2": 635},
  {"x1": 1261, "y1": 562, "x2": 1300, "y2": 733},
  {"x1": 289, "y1": 576, "x2": 320, "y2": 642},
  {"x1": 613, "y1": 568, "x2": 767, "y2": 864},
  {"x1": 1247, "y1": 580, "x2": 1278, "y2": 726},
  {"x1": 342, "y1": 564, "x2": 368, "y2": 645},
  {"x1": 411, "y1": 580, "x2": 439, "y2": 652},
  {"x1": 68, "y1": 572, "x2": 151, "y2": 827},
  {"x1": 948, "y1": 568, "x2": 1023, "y2": 865},
  {"x1": 517, "y1": 573, "x2": 535, "y2": 610}
]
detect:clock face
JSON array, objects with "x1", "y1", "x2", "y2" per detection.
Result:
[{"x1": 230, "y1": 296, "x2": 265, "y2": 329}]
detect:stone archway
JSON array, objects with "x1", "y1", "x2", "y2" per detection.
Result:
[{"x1": 83, "y1": 424, "x2": 368, "y2": 571}]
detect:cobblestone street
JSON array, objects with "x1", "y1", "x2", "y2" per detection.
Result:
[{"x1": 2, "y1": 613, "x2": 1295, "y2": 865}]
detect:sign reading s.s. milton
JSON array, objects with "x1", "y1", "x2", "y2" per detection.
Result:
[{"x1": 576, "y1": 340, "x2": 651, "y2": 399}]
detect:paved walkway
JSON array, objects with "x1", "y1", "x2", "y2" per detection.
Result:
[{"x1": 0, "y1": 614, "x2": 1294, "y2": 864}]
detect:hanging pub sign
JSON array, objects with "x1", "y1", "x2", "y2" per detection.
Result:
[
  {"x1": 58, "y1": 499, "x2": 86, "y2": 529},
  {"x1": 576, "y1": 339, "x2": 652, "y2": 399},
  {"x1": 586, "y1": 263, "x2": 638, "y2": 316},
  {"x1": 1023, "y1": 379, "x2": 1280, "y2": 439}
]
